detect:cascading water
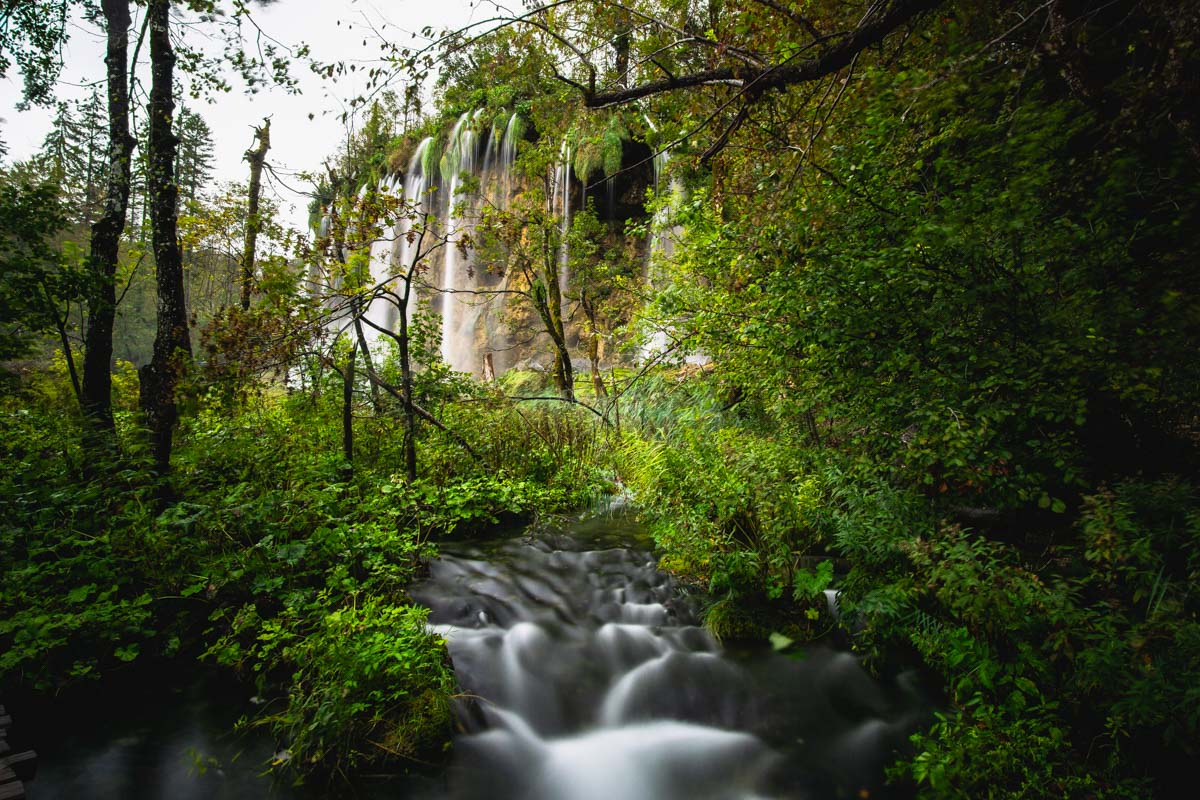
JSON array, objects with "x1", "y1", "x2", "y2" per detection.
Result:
[
  {"x1": 341, "y1": 109, "x2": 582, "y2": 376},
  {"x1": 497, "y1": 113, "x2": 520, "y2": 209},
  {"x1": 395, "y1": 137, "x2": 435, "y2": 331},
  {"x1": 433, "y1": 110, "x2": 525, "y2": 374},
  {"x1": 411, "y1": 510, "x2": 929, "y2": 800},
  {"x1": 360, "y1": 176, "x2": 401, "y2": 353},
  {"x1": 639, "y1": 144, "x2": 684, "y2": 363},
  {"x1": 439, "y1": 112, "x2": 477, "y2": 373},
  {"x1": 552, "y1": 139, "x2": 573, "y2": 295}
]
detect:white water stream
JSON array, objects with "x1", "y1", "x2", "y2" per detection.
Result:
[{"x1": 411, "y1": 511, "x2": 928, "y2": 800}]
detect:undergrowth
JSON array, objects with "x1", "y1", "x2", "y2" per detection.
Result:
[
  {"x1": 615, "y1": 365, "x2": 1200, "y2": 798},
  {"x1": 0, "y1": 369, "x2": 611, "y2": 780}
]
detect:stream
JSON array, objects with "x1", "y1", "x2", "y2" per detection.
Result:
[
  {"x1": 21, "y1": 505, "x2": 927, "y2": 798},
  {"x1": 409, "y1": 504, "x2": 929, "y2": 800}
]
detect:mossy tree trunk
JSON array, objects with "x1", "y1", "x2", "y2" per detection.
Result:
[
  {"x1": 81, "y1": 0, "x2": 135, "y2": 450},
  {"x1": 139, "y1": 0, "x2": 192, "y2": 475}
]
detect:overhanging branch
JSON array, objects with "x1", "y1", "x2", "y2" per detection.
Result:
[{"x1": 584, "y1": 0, "x2": 940, "y2": 108}]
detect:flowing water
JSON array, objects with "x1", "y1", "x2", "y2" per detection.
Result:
[
  {"x1": 18, "y1": 507, "x2": 927, "y2": 799},
  {"x1": 411, "y1": 506, "x2": 929, "y2": 800}
]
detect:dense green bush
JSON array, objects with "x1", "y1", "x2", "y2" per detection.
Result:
[
  {"x1": 614, "y1": 363, "x2": 1199, "y2": 795},
  {"x1": 213, "y1": 599, "x2": 453, "y2": 771},
  {"x1": 0, "y1": 404, "x2": 162, "y2": 688},
  {"x1": 878, "y1": 479, "x2": 1200, "y2": 797},
  {"x1": 0, "y1": 373, "x2": 611, "y2": 777}
]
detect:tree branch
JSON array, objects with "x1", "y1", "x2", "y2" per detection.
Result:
[{"x1": 584, "y1": 0, "x2": 940, "y2": 108}]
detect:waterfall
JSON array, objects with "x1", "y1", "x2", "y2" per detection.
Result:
[
  {"x1": 480, "y1": 114, "x2": 499, "y2": 198},
  {"x1": 433, "y1": 110, "x2": 524, "y2": 374},
  {"x1": 439, "y1": 111, "x2": 476, "y2": 372},
  {"x1": 498, "y1": 112, "x2": 520, "y2": 208},
  {"x1": 395, "y1": 137, "x2": 434, "y2": 330},
  {"x1": 553, "y1": 139, "x2": 572, "y2": 295},
  {"x1": 361, "y1": 183, "x2": 394, "y2": 353},
  {"x1": 647, "y1": 148, "x2": 682, "y2": 272},
  {"x1": 333, "y1": 111, "x2": 524, "y2": 376},
  {"x1": 639, "y1": 146, "x2": 684, "y2": 363}
]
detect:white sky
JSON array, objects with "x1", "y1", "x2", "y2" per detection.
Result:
[{"x1": 0, "y1": 0, "x2": 491, "y2": 231}]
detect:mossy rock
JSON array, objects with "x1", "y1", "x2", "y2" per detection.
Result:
[
  {"x1": 372, "y1": 688, "x2": 454, "y2": 765},
  {"x1": 704, "y1": 596, "x2": 773, "y2": 642},
  {"x1": 704, "y1": 595, "x2": 836, "y2": 645}
]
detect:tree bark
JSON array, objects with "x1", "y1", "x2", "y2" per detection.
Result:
[
  {"x1": 81, "y1": 0, "x2": 135, "y2": 442},
  {"x1": 397, "y1": 296, "x2": 417, "y2": 483},
  {"x1": 581, "y1": 290, "x2": 607, "y2": 399},
  {"x1": 613, "y1": 10, "x2": 631, "y2": 89},
  {"x1": 240, "y1": 117, "x2": 270, "y2": 310},
  {"x1": 351, "y1": 303, "x2": 382, "y2": 411},
  {"x1": 535, "y1": 274, "x2": 574, "y2": 402},
  {"x1": 341, "y1": 341, "x2": 356, "y2": 467},
  {"x1": 355, "y1": 308, "x2": 416, "y2": 481},
  {"x1": 538, "y1": 238, "x2": 574, "y2": 402},
  {"x1": 140, "y1": 0, "x2": 192, "y2": 474}
]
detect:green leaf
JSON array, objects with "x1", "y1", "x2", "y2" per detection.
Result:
[
  {"x1": 769, "y1": 632, "x2": 794, "y2": 651},
  {"x1": 66, "y1": 583, "x2": 96, "y2": 603}
]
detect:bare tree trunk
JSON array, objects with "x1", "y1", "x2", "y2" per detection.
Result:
[
  {"x1": 240, "y1": 118, "x2": 270, "y2": 310},
  {"x1": 547, "y1": 315, "x2": 574, "y2": 403},
  {"x1": 139, "y1": 0, "x2": 192, "y2": 475},
  {"x1": 351, "y1": 306, "x2": 382, "y2": 412},
  {"x1": 341, "y1": 341, "x2": 356, "y2": 468},
  {"x1": 81, "y1": 0, "x2": 135, "y2": 444},
  {"x1": 43, "y1": 283, "x2": 82, "y2": 405},
  {"x1": 613, "y1": 10, "x2": 631, "y2": 89},
  {"x1": 398, "y1": 300, "x2": 417, "y2": 483}
]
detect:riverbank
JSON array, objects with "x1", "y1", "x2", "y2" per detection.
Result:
[{"x1": 0, "y1": 387, "x2": 609, "y2": 787}]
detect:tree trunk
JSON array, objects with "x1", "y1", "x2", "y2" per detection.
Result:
[
  {"x1": 581, "y1": 290, "x2": 607, "y2": 399},
  {"x1": 80, "y1": 0, "x2": 135, "y2": 443},
  {"x1": 613, "y1": 26, "x2": 630, "y2": 89},
  {"x1": 139, "y1": 0, "x2": 192, "y2": 475},
  {"x1": 341, "y1": 341, "x2": 356, "y2": 468},
  {"x1": 398, "y1": 296, "x2": 418, "y2": 483},
  {"x1": 351, "y1": 304, "x2": 382, "y2": 412},
  {"x1": 542, "y1": 257, "x2": 574, "y2": 402},
  {"x1": 240, "y1": 118, "x2": 270, "y2": 310},
  {"x1": 44, "y1": 283, "x2": 82, "y2": 405}
]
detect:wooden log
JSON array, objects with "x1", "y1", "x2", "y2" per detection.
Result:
[
  {"x1": 2, "y1": 752, "x2": 35, "y2": 782},
  {"x1": 0, "y1": 763, "x2": 24, "y2": 799}
]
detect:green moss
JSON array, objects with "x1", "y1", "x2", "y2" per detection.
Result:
[
  {"x1": 704, "y1": 596, "x2": 771, "y2": 642},
  {"x1": 498, "y1": 368, "x2": 552, "y2": 396}
]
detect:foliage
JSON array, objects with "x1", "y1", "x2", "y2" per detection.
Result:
[
  {"x1": 224, "y1": 599, "x2": 453, "y2": 770},
  {"x1": 669, "y1": 58, "x2": 1199, "y2": 508},
  {"x1": 5, "y1": 1, "x2": 1200, "y2": 796},
  {"x1": 617, "y1": 368, "x2": 1200, "y2": 795},
  {"x1": 0, "y1": 359, "x2": 610, "y2": 776},
  {"x1": 0, "y1": 400, "x2": 159, "y2": 688},
  {"x1": 867, "y1": 479, "x2": 1200, "y2": 797},
  {"x1": 616, "y1": 372, "x2": 834, "y2": 631},
  {"x1": 0, "y1": 0, "x2": 71, "y2": 105},
  {"x1": 0, "y1": 171, "x2": 74, "y2": 359}
]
